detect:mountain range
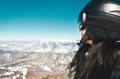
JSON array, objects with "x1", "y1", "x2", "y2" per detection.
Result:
[
  {"x1": 0, "y1": 40, "x2": 78, "y2": 53},
  {"x1": 0, "y1": 40, "x2": 78, "y2": 79}
]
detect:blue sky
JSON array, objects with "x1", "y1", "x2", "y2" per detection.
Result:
[{"x1": 0, "y1": 0, "x2": 89, "y2": 41}]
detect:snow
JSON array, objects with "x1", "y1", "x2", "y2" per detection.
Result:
[
  {"x1": 40, "y1": 66, "x2": 52, "y2": 72},
  {"x1": 0, "y1": 67, "x2": 7, "y2": 69},
  {"x1": 0, "y1": 53, "x2": 74, "y2": 79},
  {"x1": 12, "y1": 75, "x2": 20, "y2": 79},
  {"x1": 3, "y1": 71, "x2": 14, "y2": 76},
  {"x1": 22, "y1": 68, "x2": 28, "y2": 79},
  {"x1": 0, "y1": 40, "x2": 78, "y2": 53},
  {"x1": 0, "y1": 40, "x2": 76, "y2": 78},
  {"x1": 8, "y1": 66, "x2": 23, "y2": 72}
]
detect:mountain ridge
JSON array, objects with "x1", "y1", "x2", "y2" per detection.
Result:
[{"x1": 0, "y1": 40, "x2": 79, "y2": 53}]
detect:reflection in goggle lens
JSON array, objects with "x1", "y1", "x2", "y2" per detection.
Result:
[
  {"x1": 79, "y1": 13, "x2": 87, "y2": 30},
  {"x1": 79, "y1": 23, "x2": 87, "y2": 30},
  {"x1": 82, "y1": 13, "x2": 86, "y2": 23}
]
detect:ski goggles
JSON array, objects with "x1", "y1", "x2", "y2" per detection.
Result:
[
  {"x1": 78, "y1": 12, "x2": 87, "y2": 30},
  {"x1": 79, "y1": 23, "x2": 87, "y2": 30}
]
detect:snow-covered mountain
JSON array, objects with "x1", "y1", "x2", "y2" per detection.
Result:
[
  {"x1": 0, "y1": 40, "x2": 79, "y2": 53},
  {"x1": 0, "y1": 53, "x2": 75, "y2": 79},
  {"x1": 0, "y1": 40, "x2": 78, "y2": 79}
]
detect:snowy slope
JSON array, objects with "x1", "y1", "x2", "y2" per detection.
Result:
[
  {"x1": 0, "y1": 53, "x2": 75, "y2": 79},
  {"x1": 0, "y1": 40, "x2": 77, "y2": 78},
  {"x1": 0, "y1": 40, "x2": 78, "y2": 53}
]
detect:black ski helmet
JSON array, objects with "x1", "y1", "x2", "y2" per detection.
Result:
[{"x1": 78, "y1": 0, "x2": 120, "y2": 41}]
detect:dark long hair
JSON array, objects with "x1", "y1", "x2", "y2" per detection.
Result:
[{"x1": 68, "y1": 40, "x2": 120, "y2": 79}]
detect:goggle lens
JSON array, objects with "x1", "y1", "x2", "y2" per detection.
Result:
[{"x1": 79, "y1": 23, "x2": 87, "y2": 30}]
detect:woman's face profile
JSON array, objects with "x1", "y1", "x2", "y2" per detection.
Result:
[{"x1": 80, "y1": 28, "x2": 86, "y2": 36}]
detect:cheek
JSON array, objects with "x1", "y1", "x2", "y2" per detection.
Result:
[
  {"x1": 81, "y1": 29, "x2": 86, "y2": 36},
  {"x1": 83, "y1": 30, "x2": 86, "y2": 35}
]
